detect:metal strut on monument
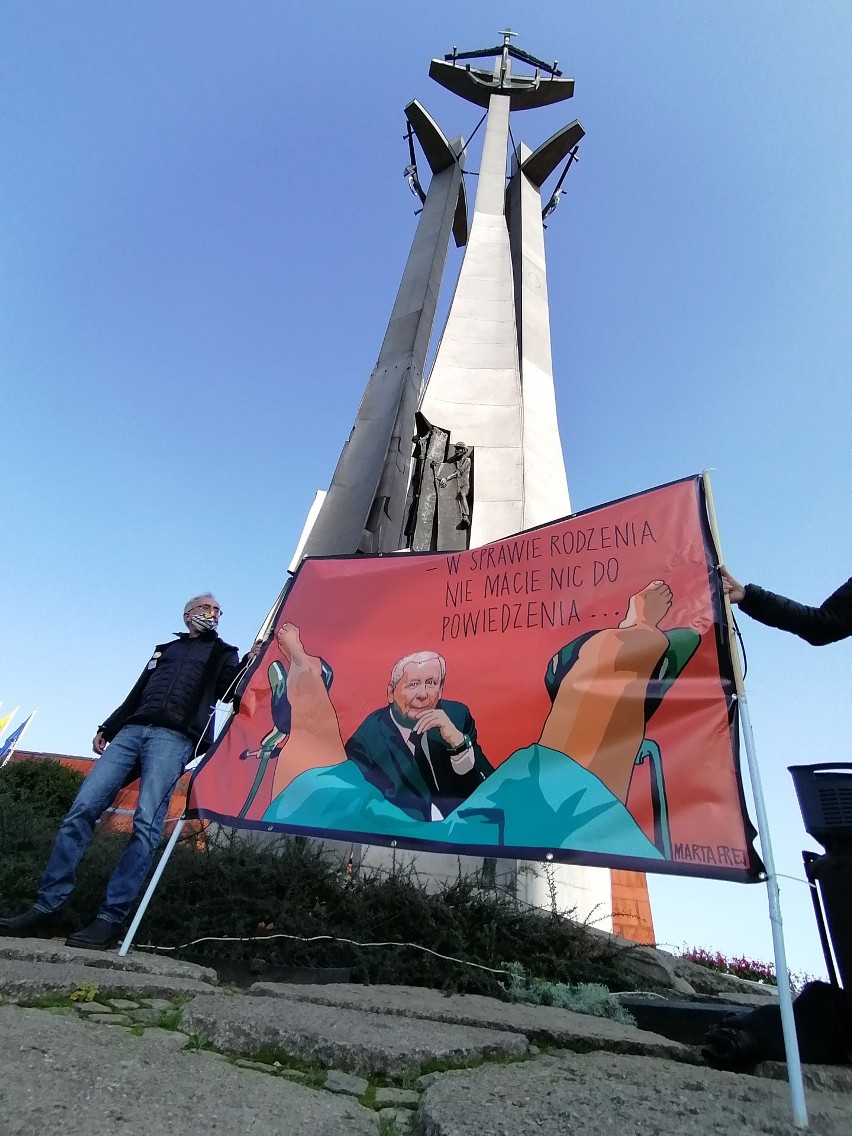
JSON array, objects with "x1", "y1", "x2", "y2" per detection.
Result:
[{"x1": 298, "y1": 103, "x2": 467, "y2": 560}]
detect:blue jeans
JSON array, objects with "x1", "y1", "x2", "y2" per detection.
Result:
[{"x1": 35, "y1": 725, "x2": 192, "y2": 924}]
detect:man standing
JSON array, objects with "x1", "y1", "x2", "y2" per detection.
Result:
[
  {"x1": 345, "y1": 650, "x2": 493, "y2": 822},
  {"x1": 0, "y1": 593, "x2": 242, "y2": 950}
]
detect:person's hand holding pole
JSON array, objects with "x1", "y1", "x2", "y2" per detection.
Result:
[{"x1": 720, "y1": 566, "x2": 746, "y2": 605}]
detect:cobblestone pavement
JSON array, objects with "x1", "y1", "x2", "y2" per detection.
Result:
[{"x1": 0, "y1": 938, "x2": 849, "y2": 1135}]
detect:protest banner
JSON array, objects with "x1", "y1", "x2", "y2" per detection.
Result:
[{"x1": 188, "y1": 475, "x2": 761, "y2": 880}]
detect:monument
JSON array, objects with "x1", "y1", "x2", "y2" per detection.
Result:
[{"x1": 294, "y1": 32, "x2": 653, "y2": 940}]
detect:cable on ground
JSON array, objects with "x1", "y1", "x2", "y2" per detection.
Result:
[{"x1": 136, "y1": 930, "x2": 513, "y2": 976}]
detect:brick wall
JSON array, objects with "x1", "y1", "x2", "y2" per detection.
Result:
[{"x1": 9, "y1": 749, "x2": 191, "y2": 835}]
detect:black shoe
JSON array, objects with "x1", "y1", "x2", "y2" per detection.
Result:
[
  {"x1": 0, "y1": 907, "x2": 56, "y2": 938},
  {"x1": 65, "y1": 918, "x2": 122, "y2": 951}
]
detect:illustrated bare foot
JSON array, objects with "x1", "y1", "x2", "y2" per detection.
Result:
[
  {"x1": 619, "y1": 581, "x2": 672, "y2": 629},
  {"x1": 276, "y1": 622, "x2": 306, "y2": 662}
]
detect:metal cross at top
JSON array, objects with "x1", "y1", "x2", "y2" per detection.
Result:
[{"x1": 433, "y1": 33, "x2": 572, "y2": 110}]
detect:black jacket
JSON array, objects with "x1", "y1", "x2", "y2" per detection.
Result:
[
  {"x1": 740, "y1": 578, "x2": 852, "y2": 646},
  {"x1": 99, "y1": 632, "x2": 242, "y2": 751}
]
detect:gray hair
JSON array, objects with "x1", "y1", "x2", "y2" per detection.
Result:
[
  {"x1": 389, "y1": 651, "x2": 446, "y2": 690},
  {"x1": 184, "y1": 592, "x2": 219, "y2": 615}
]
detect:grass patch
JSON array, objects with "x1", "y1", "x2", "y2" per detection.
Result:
[
  {"x1": 378, "y1": 1116, "x2": 406, "y2": 1136},
  {"x1": 17, "y1": 994, "x2": 78, "y2": 1010},
  {"x1": 152, "y1": 1006, "x2": 184, "y2": 1031},
  {"x1": 228, "y1": 1048, "x2": 327, "y2": 1089},
  {"x1": 413, "y1": 1046, "x2": 532, "y2": 1080},
  {"x1": 184, "y1": 1029, "x2": 209, "y2": 1051}
]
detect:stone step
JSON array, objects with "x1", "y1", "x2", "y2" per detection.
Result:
[
  {"x1": 0, "y1": 958, "x2": 214, "y2": 1002},
  {"x1": 247, "y1": 981, "x2": 695, "y2": 1062},
  {"x1": 0, "y1": 936, "x2": 216, "y2": 983},
  {"x1": 183, "y1": 991, "x2": 528, "y2": 1075},
  {"x1": 419, "y1": 1050, "x2": 852, "y2": 1136},
  {"x1": 0, "y1": 1005, "x2": 379, "y2": 1135}
]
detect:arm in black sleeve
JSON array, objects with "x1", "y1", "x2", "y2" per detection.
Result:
[
  {"x1": 214, "y1": 646, "x2": 244, "y2": 704},
  {"x1": 98, "y1": 667, "x2": 150, "y2": 742},
  {"x1": 739, "y1": 577, "x2": 852, "y2": 646}
]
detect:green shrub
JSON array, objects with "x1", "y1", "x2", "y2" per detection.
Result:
[
  {"x1": 0, "y1": 758, "x2": 635, "y2": 995},
  {"x1": 133, "y1": 833, "x2": 628, "y2": 995},
  {"x1": 0, "y1": 759, "x2": 84, "y2": 819},
  {"x1": 0, "y1": 758, "x2": 122, "y2": 932},
  {"x1": 503, "y1": 961, "x2": 636, "y2": 1024}
]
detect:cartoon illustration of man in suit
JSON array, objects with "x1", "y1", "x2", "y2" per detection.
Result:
[
  {"x1": 344, "y1": 651, "x2": 494, "y2": 822},
  {"x1": 254, "y1": 581, "x2": 700, "y2": 861}
]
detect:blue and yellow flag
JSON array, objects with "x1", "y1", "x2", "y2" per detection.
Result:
[
  {"x1": 0, "y1": 713, "x2": 33, "y2": 766},
  {"x1": 0, "y1": 707, "x2": 18, "y2": 738}
]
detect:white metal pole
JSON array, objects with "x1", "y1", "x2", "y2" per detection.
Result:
[
  {"x1": 737, "y1": 688, "x2": 808, "y2": 1126},
  {"x1": 703, "y1": 471, "x2": 808, "y2": 1129},
  {"x1": 16, "y1": 708, "x2": 37, "y2": 748},
  {"x1": 118, "y1": 817, "x2": 185, "y2": 957}
]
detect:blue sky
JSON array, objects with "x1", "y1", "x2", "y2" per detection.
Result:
[{"x1": 1, "y1": 2, "x2": 849, "y2": 978}]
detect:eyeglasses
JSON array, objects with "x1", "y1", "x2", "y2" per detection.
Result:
[{"x1": 193, "y1": 604, "x2": 222, "y2": 617}]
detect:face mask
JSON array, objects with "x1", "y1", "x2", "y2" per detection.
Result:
[{"x1": 189, "y1": 612, "x2": 218, "y2": 633}]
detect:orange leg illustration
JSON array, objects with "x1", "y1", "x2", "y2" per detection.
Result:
[
  {"x1": 268, "y1": 623, "x2": 346, "y2": 803},
  {"x1": 539, "y1": 581, "x2": 672, "y2": 804}
]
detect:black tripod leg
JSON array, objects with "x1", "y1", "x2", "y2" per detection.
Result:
[{"x1": 803, "y1": 849, "x2": 840, "y2": 989}]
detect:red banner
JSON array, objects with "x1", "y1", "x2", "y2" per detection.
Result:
[{"x1": 189, "y1": 476, "x2": 762, "y2": 881}]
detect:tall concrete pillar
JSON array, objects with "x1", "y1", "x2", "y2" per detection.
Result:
[
  {"x1": 413, "y1": 42, "x2": 615, "y2": 928},
  {"x1": 507, "y1": 142, "x2": 571, "y2": 529},
  {"x1": 419, "y1": 93, "x2": 525, "y2": 548},
  {"x1": 502, "y1": 127, "x2": 612, "y2": 929},
  {"x1": 293, "y1": 36, "x2": 652, "y2": 939}
]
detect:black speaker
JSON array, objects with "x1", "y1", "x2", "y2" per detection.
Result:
[
  {"x1": 790, "y1": 764, "x2": 852, "y2": 990},
  {"x1": 789, "y1": 763, "x2": 852, "y2": 849}
]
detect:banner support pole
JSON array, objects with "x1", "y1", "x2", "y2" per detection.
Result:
[
  {"x1": 118, "y1": 817, "x2": 185, "y2": 957},
  {"x1": 702, "y1": 471, "x2": 808, "y2": 1129}
]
